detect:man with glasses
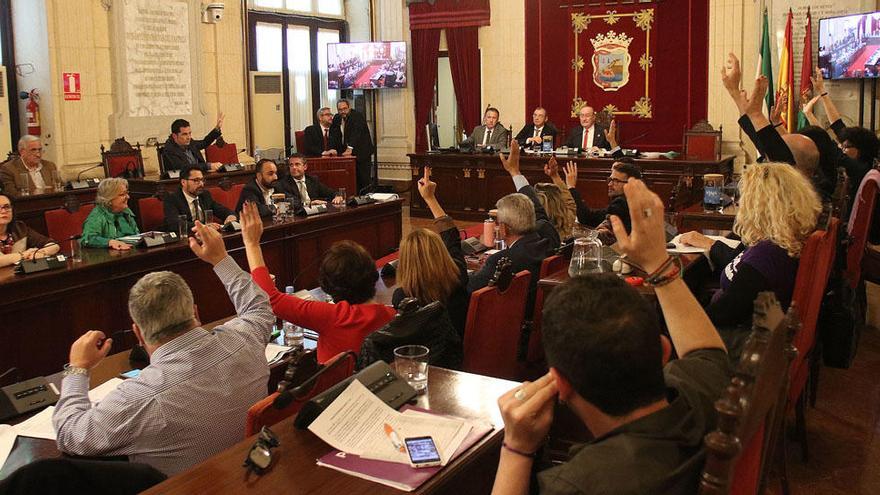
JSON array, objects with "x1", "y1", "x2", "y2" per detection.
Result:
[
  {"x1": 161, "y1": 113, "x2": 225, "y2": 174},
  {"x1": 303, "y1": 107, "x2": 338, "y2": 157},
  {"x1": 163, "y1": 166, "x2": 236, "y2": 233},
  {"x1": 0, "y1": 135, "x2": 60, "y2": 196},
  {"x1": 566, "y1": 158, "x2": 641, "y2": 238}
]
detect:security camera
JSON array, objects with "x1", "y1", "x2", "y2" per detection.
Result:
[{"x1": 202, "y1": 2, "x2": 224, "y2": 23}]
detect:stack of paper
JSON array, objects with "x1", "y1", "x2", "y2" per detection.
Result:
[
  {"x1": 265, "y1": 343, "x2": 292, "y2": 364},
  {"x1": 667, "y1": 234, "x2": 741, "y2": 254}
]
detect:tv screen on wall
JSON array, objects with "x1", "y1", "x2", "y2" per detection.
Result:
[
  {"x1": 819, "y1": 11, "x2": 880, "y2": 79},
  {"x1": 327, "y1": 41, "x2": 407, "y2": 90}
]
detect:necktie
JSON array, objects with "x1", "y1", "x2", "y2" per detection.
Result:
[
  {"x1": 483, "y1": 129, "x2": 492, "y2": 146},
  {"x1": 323, "y1": 128, "x2": 329, "y2": 151},
  {"x1": 582, "y1": 127, "x2": 589, "y2": 149},
  {"x1": 297, "y1": 180, "x2": 311, "y2": 204},
  {"x1": 534, "y1": 128, "x2": 540, "y2": 139}
]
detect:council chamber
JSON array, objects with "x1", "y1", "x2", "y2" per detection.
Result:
[{"x1": 0, "y1": 1, "x2": 878, "y2": 494}]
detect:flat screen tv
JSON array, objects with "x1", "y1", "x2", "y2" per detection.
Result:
[
  {"x1": 819, "y1": 11, "x2": 880, "y2": 79},
  {"x1": 327, "y1": 41, "x2": 407, "y2": 90}
]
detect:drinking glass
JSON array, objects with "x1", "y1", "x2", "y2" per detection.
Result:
[
  {"x1": 703, "y1": 173, "x2": 724, "y2": 213},
  {"x1": 18, "y1": 173, "x2": 30, "y2": 196},
  {"x1": 203, "y1": 209, "x2": 213, "y2": 225},
  {"x1": 393, "y1": 345, "x2": 429, "y2": 394},
  {"x1": 70, "y1": 238, "x2": 82, "y2": 263},
  {"x1": 178, "y1": 215, "x2": 189, "y2": 240},
  {"x1": 336, "y1": 188, "x2": 347, "y2": 209}
]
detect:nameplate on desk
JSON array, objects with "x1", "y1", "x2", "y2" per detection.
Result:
[
  {"x1": 15, "y1": 255, "x2": 67, "y2": 275},
  {"x1": 220, "y1": 163, "x2": 244, "y2": 172},
  {"x1": 166, "y1": 170, "x2": 181, "y2": 179},
  {"x1": 300, "y1": 204, "x2": 328, "y2": 216},
  {"x1": 140, "y1": 231, "x2": 178, "y2": 248},
  {"x1": 347, "y1": 195, "x2": 376, "y2": 207}
]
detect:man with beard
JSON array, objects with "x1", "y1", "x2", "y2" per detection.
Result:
[
  {"x1": 163, "y1": 166, "x2": 236, "y2": 233},
  {"x1": 236, "y1": 159, "x2": 285, "y2": 217}
]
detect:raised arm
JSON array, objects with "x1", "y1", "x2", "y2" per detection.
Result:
[
  {"x1": 801, "y1": 94, "x2": 822, "y2": 128},
  {"x1": 418, "y1": 168, "x2": 467, "y2": 282},
  {"x1": 610, "y1": 180, "x2": 726, "y2": 357},
  {"x1": 812, "y1": 68, "x2": 842, "y2": 125}
]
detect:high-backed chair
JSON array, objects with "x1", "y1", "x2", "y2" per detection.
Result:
[
  {"x1": 294, "y1": 131, "x2": 306, "y2": 154},
  {"x1": 44, "y1": 203, "x2": 96, "y2": 251},
  {"x1": 137, "y1": 197, "x2": 165, "y2": 232},
  {"x1": 226, "y1": 183, "x2": 245, "y2": 212},
  {"x1": 683, "y1": 120, "x2": 722, "y2": 161},
  {"x1": 205, "y1": 139, "x2": 240, "y2": 164},
  {"x1": 205, "y1": 186, "x2": 228, "y2": 212},
  {"x1": 699, "y1": 293, "x2": 798, "y2": 495},
  {"x1": 787, "y1": 217, "x2": 839, "y2": 460},
  {"x1": 462, "y1": 258, "x2": 531, "y2": 380},
  {"x1": 525, "y1": 255, "x2": 568, "y2": 365},
  {"x1": 846, "y1": 169, "x2": 880, "y2": 289},
  {"x1": 101, "y1": 138, "x2": 145, "y2": 179},
  {"x1": 244, "y1": 351, "x2": 355, "y2": 437}
]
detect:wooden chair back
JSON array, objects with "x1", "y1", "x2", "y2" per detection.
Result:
[
  {"x1": 846, "y1": 169, "x2": 880, "y2": 288},
  {"x1": 683, "y1": 120, "x2": 722, "y2": 161},
  {"x1": 699, "y1": 293, "x2": 798, "y2": 495},
  {"x1": 101, "y1": 138, "x2": 145, "y2": 179},
  {"x1": 294, "y1": 131, "x2": 306, "y2": 154},
  {"x1": 526, "y1": 255, "x2": 567, "y2": 364}
]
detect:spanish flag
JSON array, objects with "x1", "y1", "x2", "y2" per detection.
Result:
[
  {"x1": 777, "y1": 9, "x2": 795, "y2": 132},
  {"x1": 797, "y1": 8, "x2": 813, "y2": 130}
]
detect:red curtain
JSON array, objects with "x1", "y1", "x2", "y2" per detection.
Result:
[
  {"x1": 411, "y1": 29, "x2": 441, "y2": 153},
  {"x1": 446, "y1": 27, "x2": 482, "y2": 134},
  {"x1": 408, "y1": 0, "x2": 490, "y2": 30}
]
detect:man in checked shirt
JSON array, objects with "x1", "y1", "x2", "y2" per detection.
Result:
[{"x1": 52, "y1": 220, "x2": 275, "y2": 476}]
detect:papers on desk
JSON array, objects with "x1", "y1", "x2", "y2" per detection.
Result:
[
  {"x1": 89, "y1": 377, "x2": 123, "y2": 406},
  {"x1": 13, "y1": 406, "x2": 56, "y2": 441},
  {"x1": 265, "y1": 343, "x2": 292, "y2": 364},
  {"x1": 367, "y1": 193, "x2": 400, "y2": 203},
  {"x1": 667, "y1": 234, "x2": 741, "y2": 254},
  {"x1": 0, "y1": 425, "x2": 16, "y2": 473}
]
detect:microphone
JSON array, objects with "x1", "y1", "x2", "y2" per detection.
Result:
[
  {"x1": 0, "y1": 367, "x2": 20, "y2": 386},
  {"x1": 76, "y1": 163, "x2": 103, "y2": 182},
  {"x1": 625, "y1": 131, "x2": 650, "y2": 144},
  {"x1": 27, "y1": 241, "x2": 59, "y2": 263},
  {"x1": 273, "y1": 351, "x2": 355, "y2": 409}
]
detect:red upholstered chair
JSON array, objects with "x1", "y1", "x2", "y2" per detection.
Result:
[
  {"x1": 525, "y1": 255, "x2": 568, "y2": 365},
  {"x1": 459, "y1": 223, "x2": 485, "y2": 240},
  {"x1": 44, "y1": 204, "x2": 96, "y2": 253},
  {"x1": 699, "y1": 293, "x2": 797, "y2": 495},
  {"x1": 226, "y1": 183, "x2": 245, "y2": 212},
  {"x1": 462, "y1": 260, "x2": 531, "y2": 381},
  {"x1": 845, "y1": 169, "x2": 880, "y2": 289},
  {"x1": 787, "y1": 217, "x2": 839, "y2": 460},
  {"x1": 375, "y1": 251, "x2": 399, "y2": 269},
  {"x1": 294, "y1": 131, "x2": 306, "y2": 154},
  {"x1": 137, "y1": 197, "x2": 165, "y2": 232},
  {"x1": 101, "y1": 138, "x2": 145, "y2": 178},
  {"x1": 205, "y1": 142, "x2": 240, "y2": 164},
  {"x1": 683, "y1": 120, "x2": 722, "y2": 161},
  {"x1": 244, "y1": 351, "x2": 355, "y2": 437}
]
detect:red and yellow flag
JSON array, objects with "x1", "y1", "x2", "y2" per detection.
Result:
[
  {"x1": 797, "y1": 8, "x2": 813, "y2": 130},
  {"x1": 777, "y1": 9, "x2": 795, "y2": 132}
]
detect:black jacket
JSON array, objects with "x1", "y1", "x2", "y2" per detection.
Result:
[
  {"x1": 235, "y1": 178, "x2": 290, "y2": 217},
  {"x1": 564, "y1": 124, "x2": 611, "y2": 150},
  {"x1": 569, "y1": 189, "x2": 632, "y2": 233},
  {"x1": 515, "y1": 123, "x2": 558, "y2": 148},
  {"x1": 162, "y1": 187, "x2": 234, "y2": 232},
  {"x1": 329, "y1": 109, "x2": 374, "y2": 159},
  {"x1": 161, "y1": 127, "x2": 222, "y2": 173},
  {"x1": 302, "y1": 124, "x2": 337, "y2": 157},
  {"x1": 277, "y1": 174, "x2": 338, "y2": 203}
]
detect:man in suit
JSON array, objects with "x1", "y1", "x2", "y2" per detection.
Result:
[
  {"x1": 564, "y1": 106, "x2": 611, "y2": 151},
  {"x1": 161, "y1": 113, "x2": 225, "y2": 174},
  {"x1": 163, "y1": 166, "x2": 236, "y2": 233},
  {"x1": 329, "y1": 99, "x2": 374, "y2": 193},
  {"x1": 567, "y1": 157, "x2": 641, "y2": 242},
  {"x1": 302, "y1": 107, "x2": 338, "y2": 157},
  {"x1": 235, "y1": 159, "x2": 287, "y2": 217},
  {"x1": 277, "y1": 154, "x2": 344, "y2": 207},
  {"x1": 0, "y1": 135, "x2": 60, "y2": 196},
  {"x1": 464, "y1": 107, "x2": 510, "y2": 150},
  {"x1": 468, "y1": 141, "x2": 559, "y2": 295},
  {"x1": 514, "y1": 107, "x2": 558, "y2": 149}
]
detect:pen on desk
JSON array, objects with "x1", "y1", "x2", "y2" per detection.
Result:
[{"x1": 383, "y1": 423, "x2": 405, "y2": 452}]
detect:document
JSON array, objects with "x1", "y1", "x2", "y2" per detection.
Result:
[
  {"x1": 308, "y1": 380, "x2": 467, "y2": 466},
  {"x1": 88, "y1": 377, "x2": 123, "y2": 406},
  {"x1": 13, "y1": 406, "x2": 56, "y2": 440},
  {"x1": 0, "y1": 424, "x2": 16, "y2": 471},
  {"x1": 265, "y1": 343, "x2": 292, "y2": 364},
  {"x1": 667, "y1": 234, "x2": 741, "y2": 254}
]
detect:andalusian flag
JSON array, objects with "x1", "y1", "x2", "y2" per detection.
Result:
[
  {"x1": 757, "y1": 9, "x2": 775, "y2": 115},
  {"x1": 777, "y1": 9, "x2": 796, "y2": 132},
  {"x1": 797, "y1": 8, "x2": 814, "y2": 130}
]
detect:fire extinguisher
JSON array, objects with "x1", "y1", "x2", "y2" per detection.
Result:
[{"x1": 24, "y1": 89, "x2": 41, "y2": 136}]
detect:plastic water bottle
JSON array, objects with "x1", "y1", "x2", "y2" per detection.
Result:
[{"x1": 283, "y1": 286, "x2": 304, "y2": 349}]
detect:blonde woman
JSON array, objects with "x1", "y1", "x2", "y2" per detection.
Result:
[
  {"x1": 537, "y1": 156, "x2": 577, "y2": 239},
  {"x1": 393, "y1": 168, "x2": 469, "y2": 336},
  {"x1": 680, "y1": 162, "x2": 822, "y2": 328},
  {"x1": 81, "y1": 178, "x2": 139, "y2": 250}
]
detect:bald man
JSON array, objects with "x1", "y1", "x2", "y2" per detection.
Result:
[{"x1": 564, "y1": 106, "x2": 610, "y2": 151}]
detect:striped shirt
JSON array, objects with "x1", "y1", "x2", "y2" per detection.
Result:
[{"x1": 52, "y1": 256, "x2": 275, "y2": 476}]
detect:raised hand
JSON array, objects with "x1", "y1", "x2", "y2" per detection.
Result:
[
  {"x1": 188, "y1": 220, "x2": 227, "y2": 266},
  {"x1": 543, "y1": 156, "x2": 560, "y2": 179},
  {"x1": 215, "y1": 112, "x2": 225, "y2": 130},
  {"x1": 498, "y1": 140, "x2": 522, "y2": 177},
  {"x1": 69, "y1": 330, "x2": 113, "y2": 369},
  {"x1": 744, "y1": 76, "x2": 770, "y2": 118},
  {"x1": 604, "y1": 119, "x2": 619, "y2": 148},
  {"x1": 564, "y1": 161, "x2": 578, "y2": 189},
  {"x1": 239, "y1": 201, "x2": 264, "y2": 246},
  {"x1": 770, "y1": 88, "x2": 788, "y2": 126},
  {"x1": 609, "y1": 179, "x2": 668, "y2": 273},
  {"x1": 417, "y1": 166, "x2": 437, "y2": 200},
  {"x1": 721, "y1": 52, "x2": 742, "y2": 94},
  {"x1": 811, "y1": 67, "x2": 826, "y2": 95}
]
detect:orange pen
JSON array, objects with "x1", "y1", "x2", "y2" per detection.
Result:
[{"x1": 383, "y1": 422, "x2": 405, "y2": 452}]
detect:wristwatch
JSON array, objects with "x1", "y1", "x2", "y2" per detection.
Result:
[{"x1": 62, "y1": 364, "x2": 89, "y2": 376}]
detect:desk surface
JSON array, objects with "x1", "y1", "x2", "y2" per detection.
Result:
[{"x1": 142, "y1": 367, "x2": 515, "y2": 495}]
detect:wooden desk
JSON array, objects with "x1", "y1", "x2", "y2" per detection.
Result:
[
  {"x1": 675, "y1": 204, "x2": 737, "y2": 232},
  {"x1": 0, "y1": 200, "x2": 403, "y2": 379},
  {"x1": 142, "y1": 367, "x2": 515, "y2": 495},
  {"x1": 408, "y1": 153, "x2": 734, "y2": 221}
]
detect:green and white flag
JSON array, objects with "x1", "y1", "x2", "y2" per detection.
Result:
[{"x1": 756, "y1": 8, "x2": 775, "y2": 115}]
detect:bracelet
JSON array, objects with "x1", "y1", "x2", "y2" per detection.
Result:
[
  {"x1": 773, "y1": 122, "x2": 784, "y2": 128},
  {"x1": 645, "y1": 256, "x2": 675, "y2": 279},
  {"x1": 820, "y1": 92, "x2": 828, "y2": 97},
  {"x1": 502, "y1": 442, "x2": 537, "y2": 459},
  {"x1": 644, "y1": 256, "x2": 683, "y2": 287}
]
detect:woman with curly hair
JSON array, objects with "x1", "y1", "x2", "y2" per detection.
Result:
[
  {"x1": 680, "y1": 162, "x2": 822, "y2": 330},
  {"x1": 238, "y1": 202, "x2": 395, "y2": 363}
]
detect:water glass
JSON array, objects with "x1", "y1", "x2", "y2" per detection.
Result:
[
  {"x1": 202, "y1": 209, "x2": 214, "y2": 225},
  {"x1": 70, "y1": 238, "x2": 82, "y2": 263},
  {"x1": 703, "y1": 173, "x2": 724, "y2": 213},
  {"x1": 178, "y1": 215, "x2": 189, "y2": 240},
  {"x1": 336, "y1": 188, "x2": 347, "y2": 209},
  {"x1": 568, "y1": 231, "x2": 603, "y2": 277},
  {"x1": 393, "y1": 345, "x2": 429, "y2": 394},
  {"x1": 18, "y1": 173, "x2": 30, "y2": 196},
  {"x1": 53, "y1": 171, "x2": 64, "y2": 192}
]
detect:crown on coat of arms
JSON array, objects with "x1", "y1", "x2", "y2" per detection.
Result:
[{"x1": 590, "y1": 31, "x2": 633, "y2": 48}]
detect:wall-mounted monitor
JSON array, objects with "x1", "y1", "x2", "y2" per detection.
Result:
[
  {"x1": 327, "y1": 41, "x2": 407, "y2": 90},
  {"x1": 819, "y1": 11, "x2": 880, "y2": 79}
]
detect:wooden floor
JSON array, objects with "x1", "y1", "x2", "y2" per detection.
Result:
[{"x1": 402, "y1": 207, "x2": 880, "y2": 493}]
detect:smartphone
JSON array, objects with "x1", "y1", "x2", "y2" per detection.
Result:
[
  {"x1": 118, "y1": 369, "x2": 141, "y2": 379},
  {"x1": 404, "y1": 436, "x2": 441, "y2": 468}
]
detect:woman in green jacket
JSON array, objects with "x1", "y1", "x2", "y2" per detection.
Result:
[{"x1": 81, "y1": 177, "x2": 139, "y2": 250}]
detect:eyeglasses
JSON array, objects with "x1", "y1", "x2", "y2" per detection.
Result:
[
  {"x1": 608, "y1": 178, "x2": 628, "y2": 185},
  {"x1": 186, "y1": 178, "x2": 206, "y2": 184},
  {"x1": 243, "y1": 426, "x2": 280, "y2": 475},
  {"x1": 0, "y1": 204, "x2": 11, "y2": 212}
]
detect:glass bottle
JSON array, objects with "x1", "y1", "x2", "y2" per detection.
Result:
[{"x1": 568, "y1": 229, "x2": 603, "y2": 277}]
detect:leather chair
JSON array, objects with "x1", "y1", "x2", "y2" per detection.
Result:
[
  {"x1": 137, "y1": 197, "x2": 164, "y2": 232},
  {"x1": 44, "y1": 203, "x2": 96, "y2": 252},
  {"x1": 101, "y1": 138, "x2": 145, "y2": 179},
  {"x1": 461, "y1": 258, "x2": 531, "y2": 380},
  {"x1": 244, "y1": 350, "x2": 355, "y2": 437},
  {"x1": 525, "y1": 255, "x2": 568, "y2": 366},
  {"x1": 294, "y1": 130, "x2": 306, "y2": 154},
  {"x1": 845, "y1": 169, "x2": 880, "y2": 289},
  {"x1": 206, "y1": 186, "x2": 228, "y2": 212},
  {"x1": 699, "y1": 293, "x2": 798, "y2": 495},
  {"x1": 205, "y1": 139, "x2": 240, "y2": 164},
  {"x1": 683, "y1": 120, "x2": 723, "y2": 161}
]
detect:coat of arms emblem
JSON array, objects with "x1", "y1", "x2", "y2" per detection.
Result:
[{"x1": 590, "y1": 31, "x2": 633, "y2": 91}]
